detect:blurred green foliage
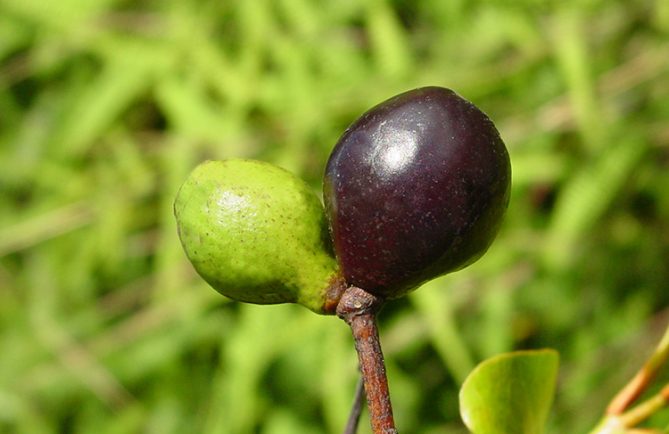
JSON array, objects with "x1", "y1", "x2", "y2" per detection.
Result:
[{"x1": 1, "y1": 0, "x2": 668, "y2": 433}]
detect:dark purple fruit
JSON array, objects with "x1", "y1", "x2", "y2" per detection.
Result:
[{"x1": 323, "y1": 86, "x2": 511, "y2": 298}]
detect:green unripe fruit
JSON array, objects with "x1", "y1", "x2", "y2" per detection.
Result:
[{"x1": 174, "y1": 159, "x2": 345, "y2": 314}]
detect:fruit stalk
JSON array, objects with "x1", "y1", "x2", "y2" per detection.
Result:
[{"x1": 337, "y1": 286, "x2": 398, "y2": 434}]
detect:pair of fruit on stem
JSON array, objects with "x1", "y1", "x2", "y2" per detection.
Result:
[{"x1": 174, "y1": 86, "x2": 511, "y2": 313}]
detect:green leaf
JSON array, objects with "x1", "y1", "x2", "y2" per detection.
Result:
[{"x1": 459, "y1": 349, "x2": 559, "y2": 434}]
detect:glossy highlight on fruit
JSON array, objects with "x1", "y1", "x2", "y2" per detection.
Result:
[
  {"x1": 174, "y1": 159, "x2": 344, "y2": 314},
  {"x1": 323, "y1": 86, "x2": 511, "y2": 298}
]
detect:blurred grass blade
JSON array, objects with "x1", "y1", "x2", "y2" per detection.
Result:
[
  {"x1": 51, "y1": 41, "x2": 166, "y2": 158},
  {"x1": 543, "y1": 134, "x2": 646, "y2": 269},
  {"x1": 411, "y1": 280, "x2": 475, "y2": 383},
  {"x1": 0, "y1": 203, "x2": 93, "y2": 256},
  {"x1": 366, "y1": 0, "x2": 412, "y2": 79},
  {"x1": 551, "y1": 7, "x2": 601, "y2": 151}
]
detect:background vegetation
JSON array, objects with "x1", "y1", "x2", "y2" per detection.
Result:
[{"x1": 1, "y1": 0, "x2": 668, "y2": 433}]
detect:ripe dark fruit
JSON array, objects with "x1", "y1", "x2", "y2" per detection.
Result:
[{"x1": 323, "y1": 86, "x2": 511, "y2": 298}]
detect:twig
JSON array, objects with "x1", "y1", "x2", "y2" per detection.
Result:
[
  {"x1": 590, "y1": 323, "x2": 669, "y2": 434},
  {"x1": 343, "y1": 374, "x2": 365, "y2": 434},
  {"x1": 620, "y1": 384, "x2": 669, "y2": 429},
  {"x1": 607, "y1": 324, "x2": 669, "y2": 415},
  {"x1": 337, "y1": 286, "x2": 398, "y2": 434}
]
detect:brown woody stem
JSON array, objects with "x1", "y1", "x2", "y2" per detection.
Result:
[
  {"x1": 620, "y1": 383, "x2": 669, "y2": 428},
  {"x1": 337, "y1": 286, "x2": 398, "y2": 434},
  {"x1": 607, "y1": 323, "x2": 669, "y2": 415},
  {"x1": 607, "y1": 370, "x2": 654, "y2": 415}
]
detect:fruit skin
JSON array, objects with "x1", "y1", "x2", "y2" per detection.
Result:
[
  {"x1": 323, "y1": 86, "x2": 511, "y2": 298},
  {"x1": 174, "y1": 159, "x2": 344, "y2": 314}
]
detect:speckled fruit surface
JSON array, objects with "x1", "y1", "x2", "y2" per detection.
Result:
[
  {"x1": 174, "y1": 159, "x2": 342, "y2": 314},
  {"x1": 324, "y1": 87, "x2": 511, "y2": 298}
]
